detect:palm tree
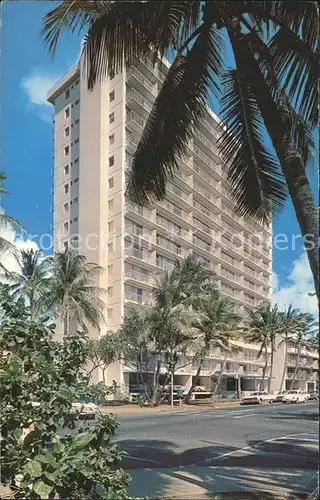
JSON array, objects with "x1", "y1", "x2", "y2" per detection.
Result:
[
  {"x1": 277, "y1": 305, "x2": 304, "y2": 392},
  {"x1": 42, "y1": 2, "x2": 319, "y2": 296},
  {"x1": 45, "y1": 248, "x2": 106, "y2": 337},
  {"x1": 246, "y1": 303, "x2": 280, "y2": 392},
  {"x1": 0, "y1": 249, "x2": 51, "y2": 319},
  {"x1": 0, "y1": 172, "x2": 22, "y2": 253},
  {"x1": 184, "y1": 293, "x2": 240, "y2": 403},
  {"x1": 289, "y1": 313, "x2": 315, "y2": 390},
  {"x1": 150, "y1": 255, "x2": 217, "y2": 404}
]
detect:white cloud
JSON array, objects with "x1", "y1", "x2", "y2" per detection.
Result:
[
  {"x1": 272, "y1": 252, "x2": 318, "y2": 315},
  {"x1": 21, "y1": 70, "x2": 61, "y2": 121},
  {"x1": 0, "y1": 212, "x2": 39, "y2": 275}
]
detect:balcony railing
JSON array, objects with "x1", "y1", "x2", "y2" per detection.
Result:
[
  {"x1": 194, "y1": 128, "x2": 219, "y2": 157},
  {"x1": 126, "y1": 67, "x2": 157, "y2": 96},
  {"x1": 193, "y1": 145, "x2": 217, "y2": 171},
  {"x1": 193, "y1": 200, "x2": 211, "y2": 218},
  {"x1": 126, "y1": 133, "x2": 140, "y2": 147},
  {"x1": 126, "y1": 88, "x2": 153, "y2": 112},
  {"x1": 125, "y1": 269, "x2": 151, "y2": 283},
  {"x1": 126, "y1": 110, "x2": 145, "y2": 129}
]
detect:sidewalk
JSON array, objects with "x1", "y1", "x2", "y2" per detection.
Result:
[
  {"x1": 100, "y1": 401, "x2": 240, "y2": 415},
  {"x1": 128, "y1": 466, "x2": 316, "y2": 499}
]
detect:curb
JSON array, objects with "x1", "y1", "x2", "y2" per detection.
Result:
[{"x1": 100, "y1": 401, "x2": 240, "y2": 415}]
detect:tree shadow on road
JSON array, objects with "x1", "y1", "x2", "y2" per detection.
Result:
[
  {"x1": 118, "y1": 438, "x2": 317, "y2": 499},
  {"x1": 267, "y1": 410, "x2": 319, "y2": 423}
]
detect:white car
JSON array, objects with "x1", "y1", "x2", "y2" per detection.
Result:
[
  {"x1": 282, "y1": 390, "x2": 308, "y2": 404},
  {"x1": 240, "y1": 391, "x2": 274, "y2": 405},
  {"x1": 31, "y1": 400, "x2": 98, "y2": 419}
]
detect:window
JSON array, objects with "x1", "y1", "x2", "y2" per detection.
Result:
[
  {"x1": 74, "y1": 158, "x2": 79, "y2": 164},
  {"x1": 74, "y1": 177, "x2": 79, "y2": 183},
  {"x1": 64, "y1": 146, "x2": 69, "y2": 157},
  {"x1": 73, "y1": 217, "x2": 78, "y2": 223},
  {"x1": 109, "y1": 155, "x2": 115, "y2": 168},
  {"x1": 109, "y1": 90, "x2": 115, "y2": 102},
  {"x1": 65, "y1": 89, "x2": 70, "y2": 99},
  {"x1": 64, "y1": 184, "x2": 69, "y2": 194},
  {"x1": 108, "y1": 199, "x2": 114, "y2": 210},
  {"x1": 75, "y1": 118, "x2": 79, "y2": 125},
  {"x1": 108, "y1": 265, "x2": 113, "y2": 276},
  {"x1": 108, "y1": 177, "x2": 114, "y2": 188},
  {"x1": 108, "y1": 286, "x2": 113, "y2": 296},
  {"x1": 108, "y1": 242, "x2": 114, "y2": 253},
  {"x1": 108, "y1": 221, "x2": 114, "y2": 232},
  {"x1": 65, "y1": 127, "x2": 70, "y2": 138},
  {"x1": 75, "y1": 138, "x2": 79, "y2": 144},
  {"x1": 107, "y1": 308, "x2": 113, "y2": 319},
  {"x1": 109, "y1": 112, "x2": 115, "y2": 124},
  {"x1": 73, "y1": 197, "x2": 79, "y2": 203},
  {"x1": 64, "y1": 203, "x2": 69, "y2": 213},
  {"x1": 64, "y1": 108, "x2": 70, "y2": 119},
  {"x1": 75, "y1": 98, "x2": 80, "y2": 105},
  {"x1": 109, "y1": 134, "x2": 114, "y2": 145},
  {"x1": 64, "y1": 165, "x2": 69, "y2": 175},
  {"x1": 64, "y1": 222, "x2": 68, "y2": 232}
]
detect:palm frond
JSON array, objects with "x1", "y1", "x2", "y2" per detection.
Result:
[
  {"x1": 42, "y1": 0, "x2": 108, "y2": 55},
  {"x1": 244, "y1": 29, "x2": 316, "y2": 167},
  {"x1": 127, "y1": 23, "x2": 224, "y2": 205},
  {"x1": 268, "y1": 26, "x2": 318, "y2": 128},
  {"x1": 83, "y1": 1, "x2": 201, "y2": 90},
  {"x1": 219, "y1": 68, "x2": 287, "y2": 222}
]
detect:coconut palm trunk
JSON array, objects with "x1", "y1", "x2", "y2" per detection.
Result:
[
  {"x1": 279, "y1": 337, "x2": 288, "y2": 393},
  {"x1": 261, "y1": 346, "x2": 268, "y2": 390},
  {"x1": 290, "y1": 344, "x2": 302, "y2": 390},
  {"x1": 229, "y1": 28, "x2": 319, "y2": 297},
  {"x1": 151, "y1": 358, "x2": 161, "y2": 406},
  {"x1": 210, "y1": 358, "x2": 226, "y2": 403},
  {"x1": 184, "y1": 358, "x2": 203, "y2": 404},
  {"x1": 268, "y1": 346, "x2": 275, "y2": 393}
]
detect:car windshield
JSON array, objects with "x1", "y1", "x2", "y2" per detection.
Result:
[
  {"x1": 287, "y1": 391, "x2": 298, "y2": 394},
  {"x1": 250, "y1": 392, "x2": 259, "y2": 396}
]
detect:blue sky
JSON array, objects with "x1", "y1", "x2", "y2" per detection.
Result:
[{"x1": 1, "y1": 2, "x2": 318, "y2": 314}]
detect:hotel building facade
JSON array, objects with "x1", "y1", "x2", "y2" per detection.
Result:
[{"x1": 47, "y1": 58, "x2": 318, "y2": 395}]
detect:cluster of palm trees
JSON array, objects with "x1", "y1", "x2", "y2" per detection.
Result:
[
  {"x1": 115, "y1": 255, "x2": 316, "y2": 403},
  {"x1": 42, "y1": 1, "x2": 319, "y2": 298},
  {"x1": 0, "y1": 248, "x2": 105, "y2": 336},
  {"x1": 246, "y1": 303, "x2": 316, "y2": 393}
]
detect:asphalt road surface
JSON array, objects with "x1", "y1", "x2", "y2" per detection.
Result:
[{"x1": 115, "y1": 401, "x2": 319, "y2": 498}]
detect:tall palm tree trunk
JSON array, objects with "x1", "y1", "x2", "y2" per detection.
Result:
[
  {"x1": 290, "y1": 344, "x2": 302, "y2": 390},
  {"x1": 268, "y1": 347, "x2": 274, "y2": 393},
  {"x1": 184, "y1": 358, "x2": 203, "y2": 404},
  {"x1": 261, "y1": 346, "x2": 268, "y2": 390},
  {"x1": 279, "y1": 337, "x2": 288, "y2": 392},
  {"x1": 210, "y1": 358, "x2": 226, "y2": 404},
  {"x1": 229, "y1": 28, "x2": 319, "y2": 298},
  {"x1": 151, "y1": 358, "x2": 161, "y2": 406},
  {"x1": 63, "y1": 311, "x2": 69, "y2": 337}
]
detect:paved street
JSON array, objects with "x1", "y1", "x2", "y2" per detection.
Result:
[{"x1": 115, "y1": 401, "x2": 319, "y2": 498}]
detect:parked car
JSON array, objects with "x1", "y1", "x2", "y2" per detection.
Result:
[
  {"x1": 240, "y1": 391, "x2": 274, "y2": 405},
  {"x1": 31, "y1": 399, "x2": 98, "y2": 420},
  {"x1": 274, "y1": 391, "x2": 287, "y2": 403},
  {"x1": 282, "y1": 390, "x2": 308, "y2": 404},
  {"x1": 193, "y1": 385, "x2": 208, "y2": 392},
  {"x1": 307, "y1": 391, "x2": 319, "y2": 401}
]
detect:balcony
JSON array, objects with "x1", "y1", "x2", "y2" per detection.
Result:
[
  {"x1": 199, "y1": 117, "x2": 217, "y2": 140},
  {"x1": 166, "y1": 183, "x2": 192, "y2": 210},
  {"x1": 126, "y1": 66, "x2": 157, "y2": 99},
  {"x1": 125, "y1": 203, "x2": 155, "y2": 226},
  {"x1": 126, "y1": 88, "x2": 153, "y2": 119},
  {"x1": 126, "y1": 132, "x2": 140, "y2": 153},
  {"x1": 125, "y1": 268, "x2": 152, "y2": 284},
  {"x1": 193, "y1": 145, "x2": 221, "y2": 178},
  {"x1": 124, "y1": 290, "x2": 149, "y2": 305},
  {"x1": 194, "y1": 127, "x2": 220, "y2": 159},
  {"x1": 126, "y1": 110, "x2": 145, "y2": 134}
]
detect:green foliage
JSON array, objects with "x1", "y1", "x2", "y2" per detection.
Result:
[
  {"x1": 0, "y1": 285, "x2": 130, "y2": 499},
  {"x1": 86, "y1": 334, "x2": 121, "y2": 382}
]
